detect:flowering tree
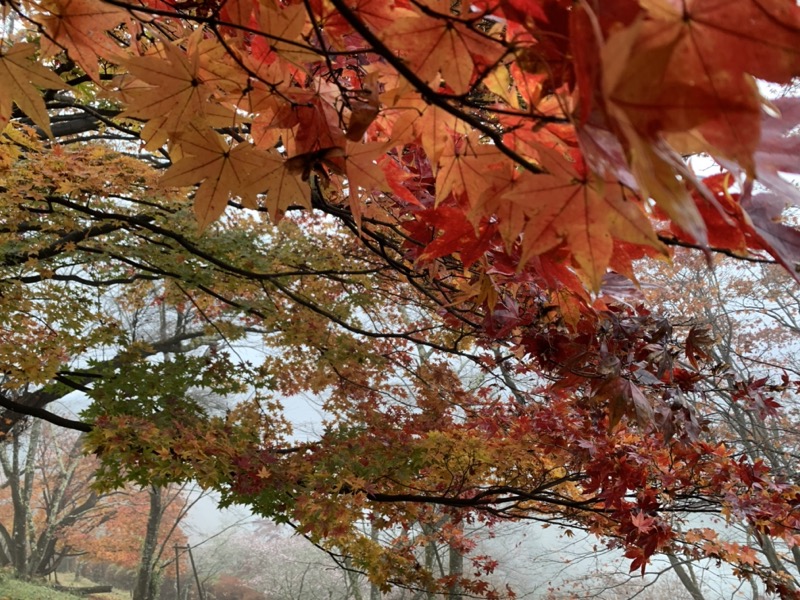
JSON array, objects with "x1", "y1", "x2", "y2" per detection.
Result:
[{"x1": 197, "y1": 520, "x2": 355, "y2": 600}]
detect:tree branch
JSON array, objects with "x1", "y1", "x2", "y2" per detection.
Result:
[{"x1": 0, "y1": 394, "x2": 91, "y2": 432}]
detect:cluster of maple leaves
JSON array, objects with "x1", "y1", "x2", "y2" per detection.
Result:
[{"x1": 2, "y1": 0, "x2": 800, "y2": 597}]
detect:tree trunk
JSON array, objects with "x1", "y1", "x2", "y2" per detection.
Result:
[
  {"x1": 0, "y1": 420, "x2": 42, "y2": 578},
  {"x1": 30, "y1": 434, "x2": 86, "y2": 577},
  {"x1": 447, "y1": 529, "x2": 463, "y2": 600},
  {"x1": 133, "y1": 485, "x2": 163, "y2": 600},
  {"x1": 369, "y1": 524, "x2": 381, "y2": 600},
  {"x1": 667, "y1": 553, "x2": 706, "y2": 600}
]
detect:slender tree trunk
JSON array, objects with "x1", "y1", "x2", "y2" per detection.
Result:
[
  {"x1": 133, "y1": 485, "x2": 163, "y2": 600},
  {"x1": 29, "y1": 434, "x2": 84, "y2": 576},
  {"x1": 344, "y1": 556, "x2": 364, "y2": 600},
  {"x1": 667, "y1": 553, "x2": 706, "y2": 600},
  {"x1": 420, "y1": 522, "x2": 436, "y2": 600},
  {"x1": 447, "y1": 527, "x2": 463, "y2": 600},
  {"x1": 10, "y1": 433, "x2": 29, "y2": 576},
  {"x1": 370, "y1": 522, "x2": 381, "y2": 600}
]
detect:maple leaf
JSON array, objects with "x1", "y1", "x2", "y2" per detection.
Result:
[
  {"x1": 393, "y1": 102, "x2": 457, "y2": 172},
  {"x1": 219, "y1": 0, "x2": 259, "y2": 29},
  {"x1": 738, "y1": 96, "x2": 800, "y2": 206},
  {"x1": 37, "y1": 0, "x2": 126, "y2": 80},
  {"x1": 0, "y1": 42, "x2": 67, "y2": 137},
  {"x1": 669, "y1": 174, "x2": 749, "y2": 255},
  {"x1": 741, "y1": 193, "x2": 800, "y2": 281},
  {"x1": 160, "y1": 125, "x2": 267, "y2": 228},
  {"x1": 245, "y1": 148, "x2": 311, "y2": 221},
  {"x1": 120, "y1": 33, "x2": 236, "y2": 146},
  {"x1": 500, "y1": 150, "x2": 666, "y2": 290},
  {"x1": 381, "y1": 5, "x2": 505, "y2": 94},
  {"x1": 630, "y1": 511, "x2": 655, "y2": 534},
  {"x1": 594, "y1": 377, "x2": 656, "y2": 430},
  {"x1": 311, "y1": 0, "x2": 416, "y2": 41},
  {"x1": 640, "y1": 0, "x2": 800, "y2": 84},
  {"x1": 293, "y1": 96, "x2": 347, "y2": 156},
  {"x1": 605, "y1": 0, "x2": 800, "y2": 168},
  {"x1": 413, "y1": 205, "x2": 495, "y2": 268},
  {"x1": 436, "y1": 133, "x2": 503, "y2": 205},
  {"x1": 255, "y1": 0, "x2": 318, "y2": 66},
  {"x1": 345, "y1": 77, "x2": 380, "y2": 141},
  {"x1": 685, "y1": 324, "x2": 714, "y2": 370},
  {"x1": 343, "y1": 141, "x2": 391, "y2": 222}
]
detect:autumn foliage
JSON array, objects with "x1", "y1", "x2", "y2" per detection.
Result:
[{"x1": 1, "y1": 0, "x2": 800, "y2": 597}]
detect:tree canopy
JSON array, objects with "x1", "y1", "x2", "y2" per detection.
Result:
[{"x1": 1, "y1": 0, "x2": 800, "y2": 597}]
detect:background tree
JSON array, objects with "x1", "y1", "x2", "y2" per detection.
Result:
[
  {"x1": 196, "y1": 520, "x2": 355, "y2": 600},
  {"x1": 82, "y1": 484, "x2": 194, "y2": 600},
  {"x1": 0, "y1": 418, "x2": 195, "y2": 597},
  {"x1": 0, "y1": 421, "x2": 107, "y2": 578},
  {"x1": 640, "y1": 253, "x2": 800, "y2": 598}
]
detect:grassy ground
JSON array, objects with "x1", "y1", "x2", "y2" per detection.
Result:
[
  {"x1": 0, "y1": 572, "x2": 129, "y2": 600},
  {"x1": 0, "y1": 577, "x2": 81, "y2": 600}
]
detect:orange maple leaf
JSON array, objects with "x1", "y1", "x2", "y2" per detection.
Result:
[
  {"x1": 120, "y1": 32, "x2": 236, "y2": 147},
  {"x1": 37, "y1": 0, "x2": 125, "y2": 80},
  {"x1": 482, "y1": 149, "x2": 665, "y2": 289},
  {"x1": 381, "y1": 3, "x2": 504, "y2": 94},
  {"x1": 160, "y1": 125, "x2": 267, "y2": 228},
  {"x1": 0, "y1": 42, "x2": 67, "y2": 136},
  {"x1": 256, "y1": 0, "x2": 318, "y2": 66},
  {"x1": 436, "y1": 133, "x2": 502, "y2": 204},
  {"x1": 244, "y1": 149, "x2": 310, "y2": 221},
  {"x1": 343, "y1": 141, "x2": 391, "y2": 223},
  {"x1": 606, "y1": 0, "x2": 800, "y2": 168},
  {"x1": 314, "y1": 0, "x2": 416, "y2": 42}
]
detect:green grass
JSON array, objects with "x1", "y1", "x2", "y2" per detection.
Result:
[
  {"x1": 0, "y1": 577, "x2": 81, "y2": 600},
  {"x1": 0, "y1": 572, "x2": 129, "y2": 600}
]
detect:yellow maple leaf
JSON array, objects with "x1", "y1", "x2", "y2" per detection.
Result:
[{"x1": 0, "y1": 42, "x2": 67, "y2": 137}]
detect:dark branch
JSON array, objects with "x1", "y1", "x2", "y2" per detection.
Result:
[{"x1": 0, "y1": 394, "x2": 91, "y2": 432}]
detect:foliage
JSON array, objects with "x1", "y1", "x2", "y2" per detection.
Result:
[
  {"x1": 0, "y1": 0, "x2": 800, "y2": 598},
  {"x1": 90, "y1": 489, "x2": 188, "y2": 570},
  {"x1": 639, "y1": 253, "x2": 800, "y2": 598},
  {"x1": 545, "y1": 569, "x2": 698, "y2": 600},
  {"x1": 204, "y1": 575, "x2": 267, "y2": 600}
]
